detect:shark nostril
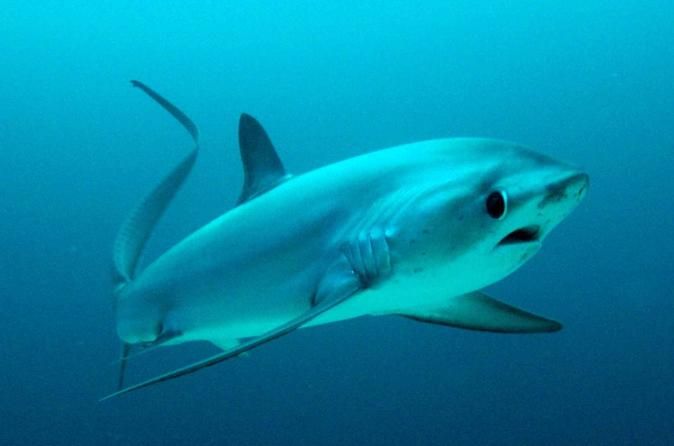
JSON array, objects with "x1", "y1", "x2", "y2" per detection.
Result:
[
  {"x1": 576, "y1": 175, "x2": 589, "y2": 199},
  {"x1": 566, "y1": 173, "x2": 589, "y2": 193}
]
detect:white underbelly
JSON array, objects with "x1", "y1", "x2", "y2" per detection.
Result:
[{"x1": 174, "y1": 261, "x2": 461, "y2": 345}]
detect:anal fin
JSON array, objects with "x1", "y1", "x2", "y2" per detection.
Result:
[
  {"x1": 210, "y1": 338, "x2": 241, "y2": 351},
  {"x1": 400, "y1": 292, "x2": 562, "y2": 333}
]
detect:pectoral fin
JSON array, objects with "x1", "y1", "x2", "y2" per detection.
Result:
[{"x1": 399, "y1": 292, "x2": 562, "y2": 333}]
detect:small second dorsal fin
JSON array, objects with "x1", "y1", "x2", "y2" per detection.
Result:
[{"x1": 237, "y1": 113, "x2": 290, "y2": 204}]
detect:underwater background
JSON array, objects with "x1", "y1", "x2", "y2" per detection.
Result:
[{"x1": 1, "y1": 1, "x2": 673, "y2": 445}]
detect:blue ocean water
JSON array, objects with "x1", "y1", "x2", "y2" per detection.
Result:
[{"x1": 1, "y1": 1, "x2": 673, "y2": 444}]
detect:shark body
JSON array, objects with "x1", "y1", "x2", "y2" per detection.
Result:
[{"x1": 107, "y1": 82, "x2": 588, "y2": 399}]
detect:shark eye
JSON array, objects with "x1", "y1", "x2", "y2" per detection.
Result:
[{"x1": 486, "y1": 190, "x2": 508, "y2": 220}]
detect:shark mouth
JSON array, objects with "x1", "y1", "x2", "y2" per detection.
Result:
[{"x1": 498, "y1": 225, "x2": 541, "y2": 246}]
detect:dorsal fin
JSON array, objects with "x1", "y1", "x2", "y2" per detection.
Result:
[
  {"x1": 112, "y1": 81, "x2": 199, "y2": 284},
  {"x1": 237, "y1": 113, "x2": 290, "y2": 204}
]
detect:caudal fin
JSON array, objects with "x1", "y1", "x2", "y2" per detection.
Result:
[{"x1": 112, "y1": 81, "x2": 199, "y2": 284}]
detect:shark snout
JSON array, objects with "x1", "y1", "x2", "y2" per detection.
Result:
[
  {"x1": 539, "y1": 172, "x2": 589, "y2": 209},
  {"x1": 563, "y1": 172, "x2": 589, "y2": 202}
]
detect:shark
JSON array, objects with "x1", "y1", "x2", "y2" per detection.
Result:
[{"x1": 104, "y1": 81, "x2": 588, "y2": 400}]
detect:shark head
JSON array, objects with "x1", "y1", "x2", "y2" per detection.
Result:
[{"x1": 388, "y1": 138, "x2": 588, "y2": 294}]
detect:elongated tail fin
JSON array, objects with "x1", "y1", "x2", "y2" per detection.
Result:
[
  {"x1": 112, "y1": 81, "x2": 199, "y2": 284},
  {"x1": 117, "y1": 343, "x2": 131, "y2": 390}
]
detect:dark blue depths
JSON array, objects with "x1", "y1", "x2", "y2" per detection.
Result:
[{"x1": 1, "y1": 1, "x2": 672, "y2": 445}]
